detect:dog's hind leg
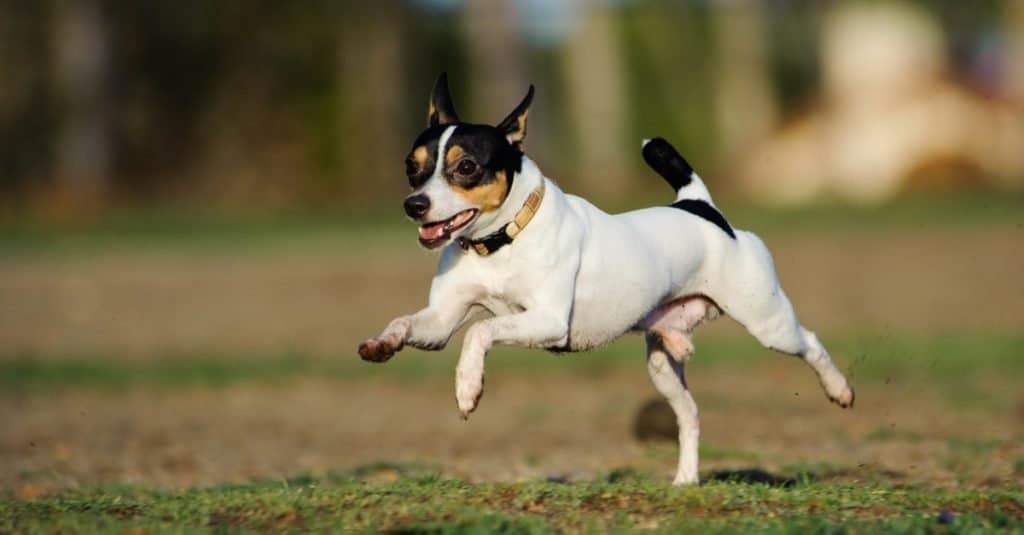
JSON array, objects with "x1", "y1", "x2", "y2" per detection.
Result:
[
  {"x1": 795, "y1": 327, "x2": 855, "y2": 408},
  {"x1": 645, "y1": 333, "x2": 700, "y2": 485},
  {"x1": 718, "y1": 284, "x2": 854, "y2": 408}
]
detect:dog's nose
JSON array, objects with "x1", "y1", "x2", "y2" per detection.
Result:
[{"x1": 404, "y1": 194, "x2": 430, "y2": 219}]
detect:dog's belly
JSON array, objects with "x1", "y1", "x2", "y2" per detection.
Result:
[{"x1": 557, "y1": 201, "x2": 712, "y2": 351}]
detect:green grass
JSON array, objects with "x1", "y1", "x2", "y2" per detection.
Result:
[
  {"x1": 0, "y1": 210, "x2": 411, "y2": 258},
  {"x1": 1, "y1": 330, "x2": 1021, "y2": 392},
  {"x1": 3, "y1": 467, "x2": 1022, "y2": 534},
  {"x1": 1, "y1": 190, "x2": 1019, "y2": 257},
  {"x1": 726, "y1": 189, "x2": 1024, "y2": 235}
]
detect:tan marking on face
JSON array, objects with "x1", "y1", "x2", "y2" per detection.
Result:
[
  {"x1": 445, "y1": 145, "x2": 465, "y2": 165},
  {"x1": 453, "y1": 170, "x2": 509, "y2": 213},
  {"x1": 412, "y1": 146, "x2": 429, "y2": 170}
]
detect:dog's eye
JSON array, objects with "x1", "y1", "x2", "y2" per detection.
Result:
[{"x1": 456, "y1": 159, "x2": 478, "y2": 176}]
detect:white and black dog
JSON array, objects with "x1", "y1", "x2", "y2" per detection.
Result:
[{"x1": 359, "y1": 74, "x2": 854, "y2": 485}]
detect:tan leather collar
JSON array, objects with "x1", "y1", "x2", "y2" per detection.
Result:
[{"x1": 458, "y1": 179, "x2": 545, "y2": 256}]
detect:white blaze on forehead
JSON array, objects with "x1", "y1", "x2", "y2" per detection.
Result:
[
  {"x1": 432, "y1": 125, "x2": 457, "y2": 179},
  {"x1": 418, "y1": 124, "x2": 471, "y2": 223}
]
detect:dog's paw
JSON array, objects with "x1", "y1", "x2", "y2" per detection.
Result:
[
  {"x1": 824, "y1": 377, "x2": 855, "y2": 409},
  {"x1": 358, "y1": 337, "x2": 399, "y2": 363},
  {"x1": 455, "y1": 372, "x2": 484, "y2": 419},
  {"x1": 832, "y1": 384, "x2": 855, "y2": 408}
]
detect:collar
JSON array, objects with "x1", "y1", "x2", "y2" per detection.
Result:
[{"x1": 457, "y1": 179, "x2": 545, "y2": 256}]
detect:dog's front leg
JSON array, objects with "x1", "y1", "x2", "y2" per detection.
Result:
[
  {"x1": 359, "y1": 286, "x2": 476, "y2": 363},
  {"x1": 455, "y1": 303, "x2": 571, "y2": 418},
  {"x1": 454, "y1": 259, "x2": 579, "y2": 417}
]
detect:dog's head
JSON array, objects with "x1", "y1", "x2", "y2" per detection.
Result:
[{"x1": 403, "y1": 73, "x2": 534, "y2": 249}]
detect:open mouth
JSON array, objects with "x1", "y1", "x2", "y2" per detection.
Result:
[{"x1": 418, "y1": 209, "x2": 479, "y2": 248}]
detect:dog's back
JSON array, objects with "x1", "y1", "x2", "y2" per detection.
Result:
[{"x1": 553, "y1": 138, "x2": 774, "y2": 349}]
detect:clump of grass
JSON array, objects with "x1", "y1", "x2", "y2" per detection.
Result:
[
  {"x1": 947, "y1": 438, "x2": 1002, "y2": 455},
  {"x1": 3, "y1": 469, "x2": 1022, "y2": 534},
  {"x1": 865, "y1": 427, "x2": 924, "y2": 443}
]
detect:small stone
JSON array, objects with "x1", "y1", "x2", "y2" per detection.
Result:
[{"x1": 937, "y1": 510, "x2": 955, "y2": 524}]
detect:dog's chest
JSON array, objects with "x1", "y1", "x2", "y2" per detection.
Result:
[{"x1": 478, "y1": 294, "x2": 524, "y2": 316}]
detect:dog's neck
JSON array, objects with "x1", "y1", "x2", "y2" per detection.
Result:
[{"x1": 467, "y1": 156, "x2": 545, "y2": 240}]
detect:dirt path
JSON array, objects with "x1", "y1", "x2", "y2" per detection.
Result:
[
  {"x1": 3, "y1": 363, "x2": 1022, "y2": 491},
  {"x1": 0, "y1": 228, "x2": 1021, "y2": 358}
]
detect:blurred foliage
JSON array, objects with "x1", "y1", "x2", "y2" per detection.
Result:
[{"x1": 0, "y1": 0, "x2": 1016, "y2": 213}]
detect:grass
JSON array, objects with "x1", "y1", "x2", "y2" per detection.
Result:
[
  {"x1": 1, "y1": 330, "x2": 1020, "y2": 392},
  {"x1": 0, "y1": 190, "x2": 1019, "y2": 258},
  {"x1": 3, "y1": 466, "x2": 1022, "y2": 534},
  {"x1": 0, "y1": 210, "x2": 411, "y2": 258}
]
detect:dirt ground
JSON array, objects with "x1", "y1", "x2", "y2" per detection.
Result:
[
  {"x1": 1, "y1": 226, "x2": 1022, "y2": 492},
  {"x1": 3, "y1": 367, "x2": 1022, "y2": 491},
  {"x1": 0, "y1": 227, "x2": 1021, "y2": 357}
]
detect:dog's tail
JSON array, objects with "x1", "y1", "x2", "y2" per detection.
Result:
[{"x1": 641, "y1": 137, "x2": 715, "y2": 206}]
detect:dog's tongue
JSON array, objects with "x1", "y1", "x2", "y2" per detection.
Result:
[
  {"x1": 419, "y1": 221, "x2": 447, "y2": 240},
  {"x1": 449, "y1": 209, "x2": 475, "y2": 229}
]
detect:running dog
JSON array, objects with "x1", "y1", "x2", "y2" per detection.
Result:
[{"x1": 358, "y1": 74, "x2": 854, "y2": 485}]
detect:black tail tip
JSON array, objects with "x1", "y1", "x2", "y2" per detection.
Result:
[{"x1": 641, "y1": 137, "x2": 693, "y2": 191}]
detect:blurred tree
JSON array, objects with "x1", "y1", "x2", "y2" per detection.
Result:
[
  {"x1": 1007, "y1": 0, "x2": 1024, "y2": 105},
  {"x1": 1, "y1": 0, "x2": 1017, "y2": 214},
  {"x1": 563, "y1": 1, "x2": 630, "y2": 200},
  {"x1": 0, "y1": 2, "x2": 51, "y2": 208},
  {"x1": 51, "y1": 0, "x2": 111, "y2": 203},
  {"x1": 710, "y1": 0, "x2": 777, "y2": 160},
  {"x1": 337, "y1": 0, "x2": 406, "y2": 202},
  {"x1": 105, "y1": 3, "x2": 225, "y2": 199},
  {"x1": 461, "y1": 0, "x2": 529, "y2": 124},
  {"x1": 621, "y1": 2, "x2": 715, "y2": 184}
]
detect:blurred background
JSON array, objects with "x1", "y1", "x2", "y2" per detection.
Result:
[
  {"x1": 3, "y1": 0, "x2": 1024, "y2": 216},
  {"x1": 1, "y1": 0, "x2": 1022, "y2": 493}
]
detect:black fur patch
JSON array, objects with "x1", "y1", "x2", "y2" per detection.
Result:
[
  {"x1": 670, "y1": 199, "x2": 736, "y2": 239},
  {"x1": 642, "y1": 137, "x2": 693, "y2": 191},
  {"x1": 445, "y1": 125, "x2": 522, "y2": 190},
  {"x1": 406, "y1": 125, "x2": 447, "y2": 188},
  {"x1": 405, "y1": 124, "x2": 522, "y2": 193}
]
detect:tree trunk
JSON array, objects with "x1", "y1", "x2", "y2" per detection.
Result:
[
  {"x1": 563, "y1": 2, "x2": 629, "y2": 200},
  {"x1": 1007, "y1": 0, "x2": 1024, "y2": 106},
  {"x1": 51, "y1": 0, "x2": 111, "y2": 201},
  {"x1": 711, "y1": 0, "x2": 778, "y2": 159},
  {"x1": 337, "y1": 1, "x2": 405, "y2": 200},
  {"x1": 461, "y1": 0, "x2": 529, "y2": 123}
]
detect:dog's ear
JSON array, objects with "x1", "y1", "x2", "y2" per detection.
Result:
[
  {"x1": 428, "y1": 72, "x2": 460, "y2": 127},
  {"x1": 496, "y1": 84, "x2": 534, "y2": 148}
]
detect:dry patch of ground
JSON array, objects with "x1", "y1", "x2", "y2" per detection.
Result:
[
  {"x1": 3, "y1": 361, "x2": 1022, "y2": 492},
  {"x1": 0, "y1": 228, "x2": 1021, "y2": 357}
]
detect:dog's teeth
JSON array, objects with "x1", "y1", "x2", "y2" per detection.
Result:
[{"x1": 419, "y1": 223, "x2": 446, "y2": 240}]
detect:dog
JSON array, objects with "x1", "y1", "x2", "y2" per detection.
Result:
[{"x1": 358, "y1": 73, "x2": 855, "y2": 485}]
